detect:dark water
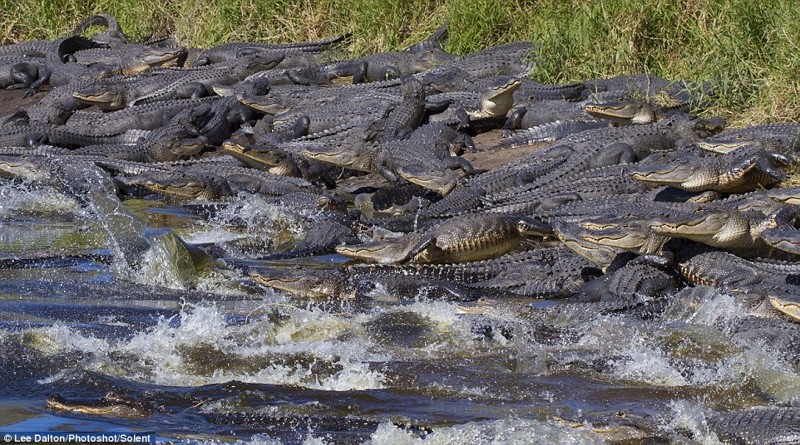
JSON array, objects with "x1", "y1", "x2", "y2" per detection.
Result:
[{"x1": 1, "y1": 183, "x2": 796, "y2": 444}]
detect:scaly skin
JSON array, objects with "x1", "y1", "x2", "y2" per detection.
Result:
[
  {"x1": 46, "y1": 392, "x2": 151, "y2": 418},
  {"x1": 629, "y1": 145, "x2": 791, "y2": 194},
  {"x1": 648, "y1": 208, "x2": 789, "y2": 255},
  {"x1": 706, "y1": 406, "x2": 800, "y2": 445}
]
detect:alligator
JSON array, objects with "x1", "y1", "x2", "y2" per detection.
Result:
[
  {"x1": 366, "y1": 75, "x2": 427, "y2": 141},
  {"x1": 117, "y1": 169, "x2": 234, "y2": 201},
  {"x1": 489, "y1": 114, "x2": 727, "y2": 201},
  {"x1": 519, "y1": 193, "x2": 704, "y2": 236},
  {"x1": 194, "y1": 95, "x2": 259, "y2": 147},
  {"x1": 466, "y1": 247, "x2": 603, "y2": 298},
  {"x1": 69, "y1": 45, "x2": 187, "y2": 75},
  {"x1": 475, "y1": 163, "x2": 659, "y2": 216},
  {"x1": 628, "y1": 144, "x2": 791, "y2": 194},
  {"x1": 67, "y1": 105, "x2": 209, "y2": 162},
  {"x1": 574, "y1": 258, "x2": 681, "y2": 304},
  {"x1": 567, "y1": 215, "x2": 673, "y2": 257},
  {"x1": 25, "y1": 35, "x2": 107, "y2": 94},
  {"x1": 726, "y1": 315, "x2": 800, "y2": 368},
  {"x1": 648, "y1": 206, "x2": 796, "y2": 257},
  {"x1": 500, "y1": 99, "x2": 590, "y2": 136},
  {"x1": 236, "y1": 77, "x2": 401, "y2": 115},
  {"x1": 191, "y1": 33, "x2": 349, "y2": 66},
  {"x1": 221, "y1": 134, "x2": 341, "y2": 184},
  {"x1": 583, "y1": 99, "x2": 688, "y2": 126},
  {"x1": 66, "y1": 53, "x2": 284, "y2": 110},
  {"x1": 0, "y1": 155, "x2": 62, "y2": 183},
  {"x1": 338, "y1": 213, "x2": 544, "y2": 264},
  {"x1": 265, "y1": 92, "x2": 399, "y2": 140},
  {"x1": 0, "y1": 52, "x2": 45, "y2": 88},
  {"x1": 427, "y1": 77, "x2": 522, "y2": 130},
  {"x1": 496, "y1": 117, "x2": 608, "y2": 147},
  {"x1": 109, "y1": 157, "x2": 320, "y2": 199},
  {"x1": 0, "y1": 39, "x2": 58, "y2": 58},
  {"x1": 320, "y1": 25, "x2": 454, "y2": 83},
  {"x1": 249, "y1": 265, "x2": 483, "y2": 301},
  {"x1": 553, "y1": 220, "x2": 629, "y2": 270},
  {"x1": 129, "y1": 53, "x2": 285, "y2": 105},
  {"x1": 0, "y1": 123, "x2": 148, "y2": 149},
  {"x1": 64, "y1": 96, "x2": 219, "y2": 136},
  {"x1": 376, "y1": 123, "x2": 477, "y2": 192},
  {"x1": 353, "y1": 183, "x2": 442, "y2": 217},
  {"x1": 335, "y1": 231, "x2": 425, "y2": 264},
  {"x1": 256, "y1": 218, "x2": 357, "y2": 260},
  {"x1": 343, "y1": 247, "x2": 576, "y2": 287},
  {"x1": 21, "y1": 74, "x2": 155, "y2": 124},
  {"x1": 520, "y1": 276, "x2": 678, "y2": 347},
  {"x1": 46, "y1": 392, "x2": 152, "y2": 418},
  {"x1": 438, "y1": 41, "x2": 535, "y2": 80},
  {"x1": 582, "y1": 73, "x2": 708, "y2": 105},
  {"x1": 513, "y1": 79, "x2": 586, "y2": 102},
  {"x1": 299, "y1": 121, "x2": 475, "y2": 194},
  {"x1": 696, "y1": 122, "x2": 800, "y2": 155},
  {"x1": 676, "y1": 248, "x2": 800, "y2": 316},
  {"x1": 705, "y1": 406, "x2": 800, "y2": 445},
  {"x1": 761, "y1": 222, "x2": 800, "y2": 256}
]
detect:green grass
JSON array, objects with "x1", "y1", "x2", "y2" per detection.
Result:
[{"x1": 1, "y1": 0, "x2": 798, "y2": 125}]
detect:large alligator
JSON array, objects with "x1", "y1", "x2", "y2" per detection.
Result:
[
  {"x1": 629, "y1": 144, "x2": 791, "y2": 194},
  {"x1": 336, "y1": 213, "x2": 544, "y2": 264},
  {"x1": 583, "y1": 99, "x2": 688, "y2": 126},
  {"x1": 696, "y1": 122, "x2": 800, "y2": 155},
  {"x1": 65, "y1": 96, "x2": 218, "y2": 136},
  {"x1": 191, "y1": 33, "x2": 349, "y2": 67}
]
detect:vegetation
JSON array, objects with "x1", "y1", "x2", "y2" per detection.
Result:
[{"x1": 1, "y1": 0, "x2": 798, "y2": 125}]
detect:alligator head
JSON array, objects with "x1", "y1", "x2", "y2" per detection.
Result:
[
  {"x1": 584, "y1": 101, "x2": 657, "y2": 125},
  {"x1": 249, "y1": 267, "x2": 347, "y2": 298},
  {"x1": 46, "y1": 392, "x2": 152, "y2": 418},
  {"x1": 72, "y1": 84, "x2": 126, "y2": 110},
  {"x1": 335, "y1": 232, "x2": 424, "y2": 264},
  {"x1": 480, "y1": 77, "x2": 522, "y2": 118}
]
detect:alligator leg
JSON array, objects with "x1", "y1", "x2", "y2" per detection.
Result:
[
  {"x1": 501, "y1": 107, "x2": 527, "y2": 137},
  {"x1": 9, "y1": 62, "x2": 40, "y2": 89}
]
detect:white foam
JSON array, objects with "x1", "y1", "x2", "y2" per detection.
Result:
[
  {"x1": 662, "y1": 400, "x2": 723, "y2": 444},
  {"x1": 114, "y1": 303, "x2": 387, "y2": 390},
  {"x1": 22, "y1": 323, "x2": 110, "y2": 356},
  {"x1": 365, "y1": 418, "x2": 605, "y2": 445},
  {"x1": 0, "y1": 183, "x2": 83, "y2": 217}
]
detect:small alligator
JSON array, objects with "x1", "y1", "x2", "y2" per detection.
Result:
[{"x1": 46, "y1": 392, "x2": 152, "y2": 418}]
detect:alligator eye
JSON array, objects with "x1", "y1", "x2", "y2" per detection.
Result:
[{"x1": 236, "y1": 48, "x2": 261, "y2": 58}]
